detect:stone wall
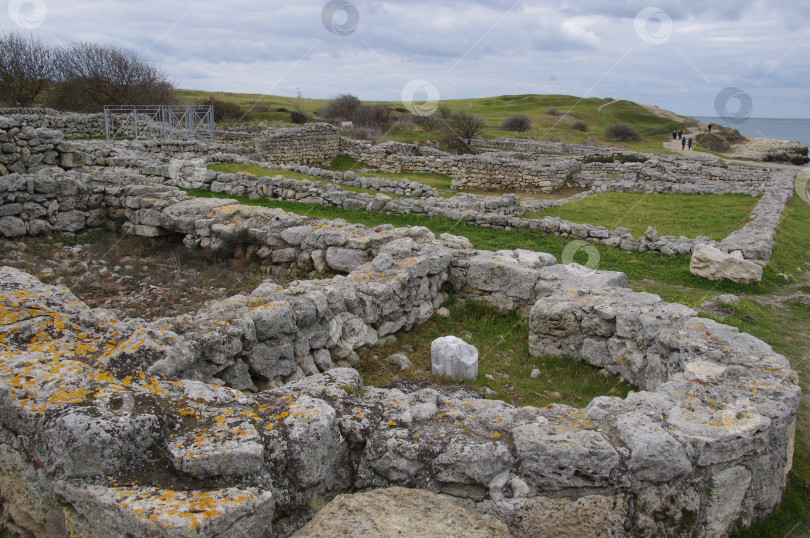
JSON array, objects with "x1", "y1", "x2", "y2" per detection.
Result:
[
  {"x1": 528, "y1": 280, "x2": 799, "y2": 536},
  {"x1": 474, "y1": 136, "x2": 619, "y2": 156},
  {"x1": 579, "y1": 155, "x2": 780, "y2": 195},
  {"x1": 254, "y1": 123, "x2": 341, "y2": 166},
  {"x1": 0, "y1": 108, "x2": 106, "y2": 138},
  {"x1": 0, "y1": 116, "x2": 80, "y2": 176},
  {"x1": 0, "y1": 168, "x2": 799, "y2": 536},
  {"x1": 341, "y1": 138, "x2": 578, "y2": 193}
]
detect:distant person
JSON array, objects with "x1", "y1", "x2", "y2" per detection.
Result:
[
  {"x1": 682, "y1": 137, "x2": 686, "y2": 150},
  {"x1": 707, "y1": 123, "x2": 713, "y2": 133},
  {"x1": 688, "y1": 138, "x2": 693, "y2": 150},
  {"x1": 678, "y1": 129, "x2": 683, "y2": 139},
  {"x1": 673, "y1": 130, "x2": 677, "y2": 140}
]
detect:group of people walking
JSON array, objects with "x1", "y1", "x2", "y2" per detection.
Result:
[{"x1": 672, "y1": 129, "x2": 692, "y2": 150}]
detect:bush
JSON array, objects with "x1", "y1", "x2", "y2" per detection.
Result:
[
  {"x1": 695, "y1": 133, "x2": 730, "y2": 152},
  {"x1": 0, "y1": 32, "x2": 54, "y2": 106},
  {"x1": 50, "y1": 41, "x2": 176, "y2": 112},
  {"x1": 354, "y1": 104, "x2": 393, "y2": 132},
  {"x1": 547, "y1": 106, "x2": 560, "y2": 116},
  {"x1": 320, "y1": 93, "x2": 362, "y2": 122},
  {"x1": 413, "y1": 114, "x2": 442, "y2": 133},
  {"x1": 572, "y1": 120, "x2": 588, "y2": 132},
  {"x1": 200, "y1": 96, "x2": 244, "y2": 123},
  {"x1": 450, "y1": 109, "x2": 486, "y2": 146},
  {"x1": 290, "y1": 111, "x2": 307, "y2": 124},
  {"x1": 605, "y1": 122, "x2": 642, "y2": 142},
  {"x1": 501, "y1": 114, "x2": 531, "y2": 132}
]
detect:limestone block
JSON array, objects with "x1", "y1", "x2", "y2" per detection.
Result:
[
  {"x1": 514, "y1": 424, "x2": 619, "y2": 489},
  {"x1": 431, "y1": 336, "x2": 478, "y2": 381},
  {"x1": 690, "y1": 244, "x2": 762, "y2": 284},
  {"x1": 294, "y1": 487, "x2": 510, "y2": 538},
  {"x1": 325, "y1": 246, "x2": 370, "y2": 273},
  {"x1": 516, "y1": 494, "x2": 629, "y2": 538},
  {"x1": 616, "y1": 413, "x2": 692, "y2": 482},
  {"x1": 704, "y1": 466, "x2": 752, "y2": 538},
  {"x1": 0, "y1": 215, "x2": 26, "y2": 237}
]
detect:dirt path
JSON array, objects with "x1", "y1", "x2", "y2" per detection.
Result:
[
  {"x1": 660, "y1": 125, "x2": 808, "y2": 172},
  {"x1": 597, "y1": 99, "x2": 619, "y2": 112}
]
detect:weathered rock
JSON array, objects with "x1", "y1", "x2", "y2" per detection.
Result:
[
  {"x1": 387, "y1": 353, "x2": 412, "y2": 371},
  {"x1": 293, "y1": 487, "x2": 511, "y2": 538},
  {"x1": 431, "y1": 336, "x2": 478, "y2": 381},
  {"x1": 690, "y1": 244, "x2": 763, "y2": 284}
]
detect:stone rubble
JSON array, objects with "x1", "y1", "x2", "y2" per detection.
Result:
[{"x1": 690, "y1": 244, "x2": 764, "y2": 284}]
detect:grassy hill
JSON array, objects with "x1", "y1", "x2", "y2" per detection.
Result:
[{"x1": 176, "y1": 89, "x2": 697, "y2": 153}]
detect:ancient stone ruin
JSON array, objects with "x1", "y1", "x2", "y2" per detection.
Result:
[{"x1": 0, "y1": 112, "x2": 802, "y2": 537}]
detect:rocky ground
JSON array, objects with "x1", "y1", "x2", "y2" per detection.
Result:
[{"x1": 0, "y1": 228, "x2": 288, "y2": 321}]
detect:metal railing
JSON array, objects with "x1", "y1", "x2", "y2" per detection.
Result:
[{"x1": 103, "y1": 105, "x2": 215, "y2": 142}]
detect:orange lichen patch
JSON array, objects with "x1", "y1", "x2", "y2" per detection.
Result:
[{"x1": 81, "y1": 485, "x2": 268, "y2": 533}]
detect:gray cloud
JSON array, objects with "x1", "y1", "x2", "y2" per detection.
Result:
[{"x1": 0, "y1": 0, "x2": 807, "y2": 117}]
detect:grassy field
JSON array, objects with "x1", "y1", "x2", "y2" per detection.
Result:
[
  {"x1": 177, "y1": 89, "x2": 696, "y2": 153},
  {"x1": 531, "y1": 191, "x2": 758, "y2": 240}
]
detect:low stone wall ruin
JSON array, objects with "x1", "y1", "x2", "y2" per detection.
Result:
[
  {"x1": 0, "y1": 166, "x2": 799, "y2": 536},
  {"x1": 0, "y1": 108, "x2": 106, "y2": 139},
  {"x1": 341, "y1": 138, "x2": 578, "y2": 193},
  {"x1": 254, "y1": 123, "x2": 341, "y2": 166},
  {"x1": 0, "y1": 116, "x2": 80, "y2": 176}
]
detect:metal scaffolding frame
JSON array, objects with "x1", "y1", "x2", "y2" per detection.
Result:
[{"x1": 103, "y1": 105, "x2": 215, "y2": 142}]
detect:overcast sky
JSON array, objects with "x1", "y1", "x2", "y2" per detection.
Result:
[{"x1": 3, "y1": 0, "x2": 809, "y2": 118}]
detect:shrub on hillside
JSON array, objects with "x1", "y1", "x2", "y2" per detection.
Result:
[
  {"x1": 605, "y1": 122, "x2": 642, "y2": 142},
  {"x1": 695, "y1": 133, "x2": 730, "y2": 152},
  {"x1": 321, "y1": 93, "x2": 362, "y2": 122},
  {"x1": 547, "y1": 106, "x2": 560, "y2": 116},
  {"x1": 501, "y1": 114, "x2": 531, "y2": 132},
  {"x1": 354, "y1": 104, "x2": 393, "y2": 132},
  {"x1": 572, "y1": 120, "x2": 588, "y2": 132},
  {"x1": 200, "y1": 96, "x2": 244, "y2": 122},
  {"x1": 290, "y1": 110, "x2": 307, "y2": 124}
]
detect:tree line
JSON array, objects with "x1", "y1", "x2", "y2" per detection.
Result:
[{"x1": 0, "y1": 32, "x2": 176, "y2": 112}]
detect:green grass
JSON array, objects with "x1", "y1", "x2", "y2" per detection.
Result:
[
  {"x1": 329, "y1": 155, "x2": 373, "y2": 171},
  {"x1": 530, "y1": 191, "x2": 758, "y2": 240},
  {"x1": 357, "y1": 300, "x2": 633, "y2": 408}
]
